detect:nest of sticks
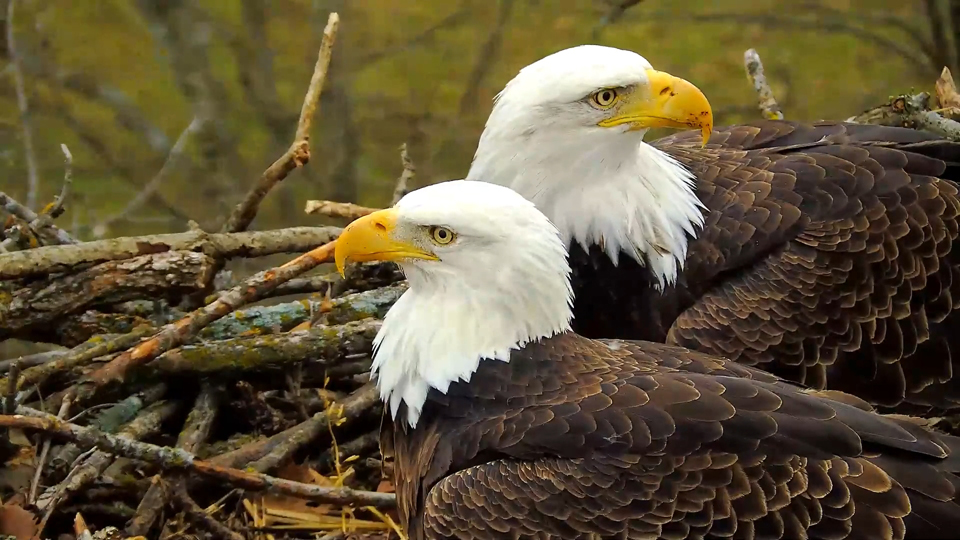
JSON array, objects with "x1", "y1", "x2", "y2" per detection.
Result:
[{"x1": 4, "y1": 14, "x2": 960, "y2": 540}]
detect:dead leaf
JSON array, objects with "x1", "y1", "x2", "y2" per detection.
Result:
[
  {"x1": 0, "y1": 447, "x2": 36, "y2": 493},
  {"x1": 274, "y1": 462, "x2": 317, "y2": 485},
  {"x1": 0, "y1": 503, "x2": 40, "y2": 540},
  {"x1": 376, "y1": 479, "x2": 395, "y2": 493},
  {"x1": 7, "y1": 429, "x2": 32, "y2": 448},
  {"x1": 936, "y1": 67, "x2": 960, "y2": 115},
  {"x1": 5, "y1": 446, "x2": 35, "y2": 468},
  {"x1": 251, "y1": 462, "x2": 343, "y2": 522},
  {"x1": 290, "y1": 320, "x2": 313, "y2": 332}
]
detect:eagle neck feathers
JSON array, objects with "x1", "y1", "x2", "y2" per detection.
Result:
[
  {"x1": 370, "y1": 241, "x2": 574, "y2": 429},
  {"x1": 469, "y1": 132, "x2": 706, "y2": 290}
]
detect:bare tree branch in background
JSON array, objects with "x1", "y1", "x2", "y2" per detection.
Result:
[
  {"x1": 423, "y1": 0, "x2": 516, "y2": 180},
  {"x1": 6, "y1": 0, "x2": 40, "y2": 210},
  {"x1": 458, "y1": 0, "x2": 516, "y2": 116},
  {"x1": 592, "y1": 0, "x2": 645, "y2": 39},
  {"x1": 951, "y1": 1, "x2": 960, "y2": 75},
  {"x1": 801, "y1": 2, "x2": 938, "y2": 70},
  {"x1": 317, "y1": 1, "x2": 361, "y2": 205},
  {"x1": 228, "y1": 0, "x2": 294, "y2": 157},
  {"x1": 28, "y1": 144, "x2": 73, "y2": 232},
  {"x1": 0, "y1": 146, "x2": 76, "y2": 248},
  {"x1": 49, "y1": 100, "x2": 192, "y2": 228},
  {"x1": 134, "y1": 0, "x2": 245, "y2": 224},
  {"x1": 9, "y1": 14, "x2": 172, "y2": 156},
  {"x1": 617, "y1": 6, "x2": 936, "y2": 78},
  {"x1": 19, "y1": 61, "x2": 172, "y2": 154},
  {"x1": 93, "y1": 117, "x2": 205, "y2": 238},
  {"x1": 352, "y1": 3, "x2": 473, "y2": 72},
  {"x1": 915, "y1": 0, "x2": 956, "y2": 76}
]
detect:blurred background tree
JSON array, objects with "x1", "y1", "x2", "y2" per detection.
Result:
[{"x1": 0, "y1": 0, "x2": 939, "y2": 239}]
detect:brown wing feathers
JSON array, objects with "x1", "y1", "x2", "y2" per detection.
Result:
[
  {"x1": 392, "y1": 335, "x2": 960, "y2": 539},
  {"x1": 644, "y1": 121, "x2": 960, "y2": 412},
  {"x1": 387, "y1": 122, "x2": 960, "y2": 538}
]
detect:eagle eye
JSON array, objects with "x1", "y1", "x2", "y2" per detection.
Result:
[
  {"x1": 591, "y1": 88, "x2": 619, "y2": 108},
  {"x1": 429, "y1": 226, "x2": 456, "y2": 245}
]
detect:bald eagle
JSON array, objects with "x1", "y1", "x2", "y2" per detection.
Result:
[
  {"x1": 466, "y1": 44, "x2": 960, "y2": 413},
  {"x1": 335, "y1": 180, "x2": 960, "y2": 540}
]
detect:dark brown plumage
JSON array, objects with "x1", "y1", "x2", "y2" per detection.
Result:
[
  {"x1": 385, "y1": 331, "x2": 960, "y2": 540},
  {"x1": 568, "y1": 120, "x2": 960, "y2": 413}
]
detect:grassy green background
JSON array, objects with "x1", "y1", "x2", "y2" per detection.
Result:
[{"x1": 0, "y1": 0, "x2": 934, "y2": 238}]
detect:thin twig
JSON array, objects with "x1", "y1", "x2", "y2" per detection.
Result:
[
  {"x1": 6, "y1": 0, "x2": 40, "y2": 210},
  {"x1": 222, "y1": 12, "x2": 340, "y2": 234},
  {"x1": 29, "y1": 396, "x2": 71, "y2": 505},
  {"x1": 4, "y1": 361, "x2": 20, "y2": 414},
  {"x1": 743, "y1": 49, "x2": 784, "y2": 120},
  {"x1": 391, "y1": 143, "x2": 415, "y2": 205},
  {"x1": 30, "y1": 144, "x2": 73, "y2": 235},
  {"x1": 304, "y1": 200, "x2": 378, "y2": 220},
  {"x1": 168, "y1": 479, "x2": 244, "y2": 540},
  {"x1": 4, "y1": 407, "x2": 397, "y2": 508}
]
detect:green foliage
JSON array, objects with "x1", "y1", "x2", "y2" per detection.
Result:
[{"x1": 0, "y1": 0, "x2": 933, "y2": 239}]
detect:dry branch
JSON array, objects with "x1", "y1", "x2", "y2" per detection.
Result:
[
  {"x1": 0, "y1": 226, "x2": 340, "y2": 280},
  {"x1": 1, "y1": 251, "x2": 214, "y2": 338},
  {"x1": 64, "y1": 240, "x2": 338, "y2": 405},
  {"x1": 222, "y1": 13, "x2": 340, "y2": 234},
  {"x1": 304, "y1": 200, "x2": 378, "y2": 220},
  {"x1": 48, "y1": 383, "x2": 169, "y2": 480},
  {"x1": 29, "y1": 144, "x2": 74, "y2": 238},
  {"x1": 127, "y1": 384, "x2": 220, "y2": 537},
  {"x1": 37, "y1": 400, "x2": 181, "y2": 522},
  {"x1": 743, "y1": 49, "x2": 784, "y2": 120},
  {"x1": 168, "y1": 479, "x2": 244, "y2": 540},
  {"x1": 9, "y1": 327, "x2": 154, "y2": 392},
  {"x1": 145, "y1": 318, "x2": 381, "y2": 378},
  {"x1": 2, "y1": 408, "x2": 396, "y2": 508},
  {"x1": 849, "y1": 92, "x2": 960, "y2": 140},
  {"x1": 392, "y1": 143, "x2": 415, "y2": 205},
  {"x1": 271, "y1": 261, "x2": 402, "y2": 297},
  {"x1": 247, "y1": 382, "x2": 380, "y2": 473},
  {"x1": 0, "y1": 191, "x2": 77, "y2": 246}
]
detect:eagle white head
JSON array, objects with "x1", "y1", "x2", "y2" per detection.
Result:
[
  {"x1": 465, "y1": 45, "x2": 714, "y2": 289},
  {"x1": 334, "y1": 180, "x2": 574, "y2": 428}
]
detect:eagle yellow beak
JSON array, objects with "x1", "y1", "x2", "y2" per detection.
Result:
[
  {"x1": 598, "y1": 69, "x2": 713, "y2": 146},
  {"x1": 334, "y1": 208, "x2": 438, "y2": 277}
]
